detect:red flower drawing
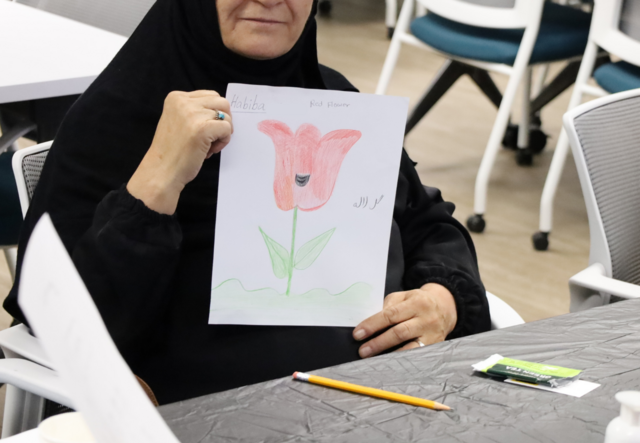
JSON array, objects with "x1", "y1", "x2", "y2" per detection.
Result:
[{"x1": 258, "y1": 121, "x2": 362, "y2": 211}]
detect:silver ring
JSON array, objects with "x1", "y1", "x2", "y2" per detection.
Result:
[
  {"x1": 415, "y1": 340, "x2": 425, "y2": 347},
  {"x1": 214, "y1": 111, "x2": 225, "y2": 121}
]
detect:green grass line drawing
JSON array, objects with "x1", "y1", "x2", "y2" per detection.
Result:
[{"x1": 210, "y1": 278, "x2": 373, "y2": 312}]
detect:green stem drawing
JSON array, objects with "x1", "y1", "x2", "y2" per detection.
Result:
[
  {"x1": 286, "y1": 207, "x2": 298, "y2": 296},
  {"x1": 259, "y1": 209, "x2": 334, "y2": 295}
]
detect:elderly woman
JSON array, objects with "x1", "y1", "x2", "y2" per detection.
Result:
[{"x1": 5, "y1": 0, "x2": 490, "y2": 404}]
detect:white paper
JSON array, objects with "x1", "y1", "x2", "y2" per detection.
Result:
[
  {"x1": 18, "y1": 214, "x2": 180, "y2": 443},
  {"x1": 210, "y1": 84, "x2": 409, "y2": 327},
  {"x1": 505, "y1": 379, "x2": 601, "y2": 398}
]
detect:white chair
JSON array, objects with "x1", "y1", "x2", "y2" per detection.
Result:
[
  {"x1": 534, "y1": 0, "x2": 640, "y2": 250},
  {"x1": 376, "y1": 0, "x2": 592, "y2": 234},
  {"x1": 0, "y1": 142, "x2": 73, "y2": 438},
  {"x1": 487, "y1": 291, "x2": 524, "y2": 329},
  {"x1": 13, "y1": 0, "x2": 156, "y2": 38},
  {"x1": 11, "y1": 142, "x2": 52, "y2": 219},
  {"x1": 563, "y1": 89, "x2": 640, "y2": 312}
]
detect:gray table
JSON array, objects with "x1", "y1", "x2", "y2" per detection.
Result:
[{"x1": 160, "y1": 299, "x2": 640, "y2": 442}]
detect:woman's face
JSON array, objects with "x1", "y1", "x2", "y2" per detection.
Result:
[{"x1": 217, "y1": 0, "x2": 314, "y2": 60}]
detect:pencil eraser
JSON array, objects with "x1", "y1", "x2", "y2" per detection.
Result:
[{"x1": 293, "y1": 372, "x2": 299, "y2": 379}]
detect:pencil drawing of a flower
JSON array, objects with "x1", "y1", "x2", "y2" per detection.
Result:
[
  {"x1": 258, "y1": 121, "x2": 361, "y2": 211},
  {"x1": 257, "y1": 121, "x2": 362, "y2": 295}
]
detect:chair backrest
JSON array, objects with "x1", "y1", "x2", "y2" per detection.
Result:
[
  {"x1": 591, "y1": 0, "x2": 640, "y2": 67},
  {"x1": 14, "y1": 0, "x2": 155, "y2": 37},
  {"x1": 11, "y1": 141, "x2": 52, "y2": 218},
  {"x1": 417, "y1": 0, "x2": 544, "y2": 29},
  {"x1": 620, "y1": 0, "x2": 640, "y2": 40},
  {"x1": 564, "y1": 89, "x2": 640, "y2": 285}
]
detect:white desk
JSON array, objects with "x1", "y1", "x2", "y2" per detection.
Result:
[{"x1": 0, "y1": 1, "x2": 127, "y2": 104}]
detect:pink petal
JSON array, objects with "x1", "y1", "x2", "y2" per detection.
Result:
[
  {"x1": 258, "y1": 120, "x2": 296, "y2": 211},
  {"x1": 296, "y1": 129, "x2": 362, "y2": 212},
  {"x1": 292, "y1": 124, "x2": 321, "y2": 176}
]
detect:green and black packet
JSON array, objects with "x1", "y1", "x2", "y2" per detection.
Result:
[{"x1": 472, "y1": 354, "x2": 582, "y2": 388}]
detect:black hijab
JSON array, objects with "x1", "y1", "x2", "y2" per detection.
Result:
[{"x1": 5, "y1": 0, "x2": 335, "y2": 320}]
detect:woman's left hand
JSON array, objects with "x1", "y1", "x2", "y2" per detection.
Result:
[{"x1": 352, "y1": 283, "x2": 457, "y2": 358}]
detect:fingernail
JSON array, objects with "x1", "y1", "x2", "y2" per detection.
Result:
[
  {"x1": 354, "y1": 329, "x2": 366, "y2": 340},
  {"x1": 360, "y1": 346, "x2": 372, "y2": 358}
]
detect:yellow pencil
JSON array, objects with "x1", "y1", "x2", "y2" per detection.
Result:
[{"x1": 292, "y1": 372, "x2": 451, "y2": 411}]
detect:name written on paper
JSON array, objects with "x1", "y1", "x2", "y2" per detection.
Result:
[{"x1": 230, "y1": 94, "x2": 266, "y2": 113}]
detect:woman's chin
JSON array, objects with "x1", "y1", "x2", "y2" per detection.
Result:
[
  {"x1": 235, "y1": 46, "x2": 291, "y2": 60},
  {"x1": 224, "y1": 35, "x2": 295, "y2": 61}
]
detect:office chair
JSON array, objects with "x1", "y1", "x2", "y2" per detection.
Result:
[
  {"x1": 563, "y1": 89, "x2": 640, "y2": 312},
  {"x1": 534, "y1": 0, "x2": 640, "y2": 250},
  {"x1": 376, "y1": 0, "x2": 592, "y2": 234}
]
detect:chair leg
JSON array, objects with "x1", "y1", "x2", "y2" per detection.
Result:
[
  {"x1": 533, "y1": 40, "x2": 601, "y2": 251},
  {"x1": 3, "y1": 248, "x2": 17, "y2": 282},
  {"x1": 468, "y1": 61, "x2": 535, "y2": 232},
  {"x1": 533, "y1": 130, "x2": 571, "y2": 250},
  {"x1": 468, "y1": 68, "x2": 503, "y2": 109},
  {"x1": 530, "y1": 61, "x2": 581, "y2": 115},
  {"x1": 530, "y1": 55, "x2": 609, "y2": 115},
  {"x1": 375, "y1": 0, "x2": 415, "y2": 95},
  {"x1": 533, "y1": 64, "x2": 550, "y2": 97},
  {"x1": 516, "y1": 67, "x2": 533, "y2": 166},
  {"x1": 2, "y1": 385, "x2": 26, "y2": 438},
  {"x1": 405, "y1": 60, "x2": 467, "y2": 134},
  {"x1": 385, "y1": 0, "x2": 397, "y2": 38}
]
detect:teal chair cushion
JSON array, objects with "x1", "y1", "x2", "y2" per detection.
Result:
[
  {"x1": 410, "y1": 2, "x2": 591, "y2": 66},
  {"x1": 593, "y1": 62, "x2": 640, "y2": 94},
  {"x1": 0, "y1": 151, "x2": 23, "y2": 246}
]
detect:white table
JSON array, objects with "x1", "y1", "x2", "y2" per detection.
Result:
[{"x1": 0, "y1": 1, "x2": 127, "y2": 104}]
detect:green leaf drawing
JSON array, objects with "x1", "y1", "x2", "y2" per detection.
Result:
[
  {"x1": 259, "y1": 228, "x2": 289, "y2": 279},
  {"x1": 294, "y1": 228, "x2": 335, "y2": 270}
]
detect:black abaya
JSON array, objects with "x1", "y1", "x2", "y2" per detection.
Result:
[{"x1": 5, "y1": 0, "x2": 490, "y2": 404}]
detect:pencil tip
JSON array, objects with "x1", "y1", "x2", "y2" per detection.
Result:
[{"x1": 434, "y1": 402, "x2": 452, "y2": 411}]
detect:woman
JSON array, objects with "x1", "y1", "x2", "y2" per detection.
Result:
[{"x1": 5, "y1": 0, "x2": 490, "y2": 404}]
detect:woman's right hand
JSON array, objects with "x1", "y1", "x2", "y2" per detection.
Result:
[{"x1": 127, "y1": 90, "x2": 233, "y2": 215}]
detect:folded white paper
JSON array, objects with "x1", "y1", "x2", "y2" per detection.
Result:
[{"x1": 18, "y1": 214, "x2": 180, "y2": 443}]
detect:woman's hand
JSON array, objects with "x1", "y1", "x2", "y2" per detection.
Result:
[
  {"x1": 127, "y1": 90, "x2": 233, "y2": 215},
  {"x1": 352, "y1": 283, "x2": 457, "y2": 358}
]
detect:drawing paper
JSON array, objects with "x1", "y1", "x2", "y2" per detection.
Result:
[
  {"x1": 210, "y1": 83, "x2": 409, "y2": 327},
  {"x1": 18, "y1": 214, "x2": 180, "y2": 443}
]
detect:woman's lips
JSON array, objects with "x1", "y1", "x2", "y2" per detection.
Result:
[{"x1": 241, "y1": 18, "x2": 285, "y2": 25}]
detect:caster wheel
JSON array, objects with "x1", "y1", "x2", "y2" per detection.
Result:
[
  {"x1": 502, "y1": 123, "x2": 518, "y2": 150},
  {"x1": 318, "y1": 0, "x2": 332, "y2": 15},
  {"x1": 532, "y1": 231, "x2": 549, "y2": 251},
  {"x1": 529, "y1": 128, "x2": 548, "y2": 154},
  {"x1": 466, "y1": 214, "x2": 486, "y2": 233},
  {"x1": 516, "y1": 148, "x2": 533, "y2": 166},
  {"x1": 387, "y1": 27, "x2": 394, "y2": 39}
]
